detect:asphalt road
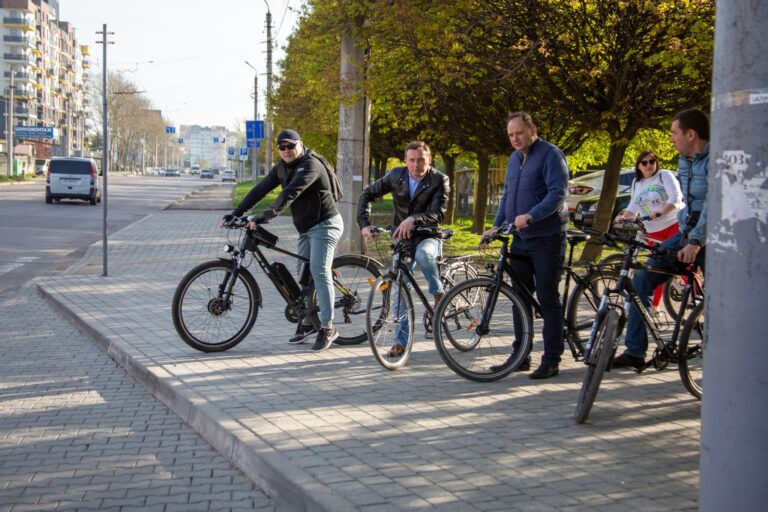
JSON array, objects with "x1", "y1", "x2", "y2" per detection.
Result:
[{"x1": 0, "y1": 174, "x2": 232, "y2": 299}]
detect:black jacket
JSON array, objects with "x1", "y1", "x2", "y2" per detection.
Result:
[
  {"x1": 357, "y1": 166, "x2": 449, "y2": 229},
  {"x1": 233, "y1": 149, "x2": 338, "y2": 234}
]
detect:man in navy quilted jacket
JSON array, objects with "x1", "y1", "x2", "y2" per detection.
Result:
[{"x1": 483, "y1": 111, "x2": 569, "y2": 380}]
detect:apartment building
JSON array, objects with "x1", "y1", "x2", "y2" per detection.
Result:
[
  {"x1": 1, "y1": 0, "x2": 88, "y2": 173},
  {"x1": 179, "y1": 124, "x2": 229, "y2": 170}
]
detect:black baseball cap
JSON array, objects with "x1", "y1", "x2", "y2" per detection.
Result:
[{"x1": 277, "y1": 129, "x2": 301, "y2": 144}]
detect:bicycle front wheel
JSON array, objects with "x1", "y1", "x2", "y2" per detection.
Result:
[
  {"x1": 574, "y1": 309, "x2": 619, "y2": 424},
  {"x1": 172, "y1": 260, "x2": 260, "y2": 352},
  {"x1": 663, "y1": 271, "x2": 704, "y2": 320},
  {"x1": 366, "y1": 276, "x2": 415, "y2": 370},
  {"x1": 567, "y1": 269, "x2": 619, "y2": 348},
  {"x1": 678, "y1": 301, "x2": 704, "y2": 399},
  {"x1": 433, "y1": 277, "x2": 533, "y2": 382},
  {"x1": 310, "y1": 254, "x2": 382, "y2": 345}
]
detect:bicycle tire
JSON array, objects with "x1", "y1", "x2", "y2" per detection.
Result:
[
  {"x1": 597, "y1": 253, "x2": 624, "y2": 271},
  {"x1": 422, "y1": 259, "x2": 481, "y2": 337},
  {"x1": 366, "y1": 276, "x2": 415, "y2": 370},
  {"x1": 433, "y1": 277, "x2": 533, "y2": 382},
  {"x1": 663, "y1": 271, "x2": 704, "y2": 320},
  {"x1": 308, "y1": 254, "x2": 382, "y2": 345},
  {"x1": 566, "y1": 269, "x2": 619, "y2": 348},
  {"x1": 678, "y1": 301, "x2": 704, "y2": 400},
  {"x1": 574, "y1": 309, "x2": 619, "y2": 424},
  {"x1": 172, "y1": 260, "x2": 260, "y2": 352}
]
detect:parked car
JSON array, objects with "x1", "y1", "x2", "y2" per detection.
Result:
[
  {"x1": 200, "y1": 169, "x2": 214, "y2": 179},
  {"x1": 45, "y1": 157, "x2": 101, "y2": 206},
  {"x1": 566, "y1": 168, "x2": 636, "y2": 212},
  {"x1": 221, "y1": 170, "x2": 236, "y2": 182},
  {"x1": 165, "y1": 168, "x2": 181, "y2": 177}
]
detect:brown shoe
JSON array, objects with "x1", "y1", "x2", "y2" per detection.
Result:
[
  {"x1": 386, "y1": 344, "x2": 406, "y2": 358},
  {"x1": 434, "y1": 292, "x2": 445, "y2": 307}
]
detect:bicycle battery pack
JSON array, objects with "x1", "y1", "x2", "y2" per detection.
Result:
[{"x1": 270, "y1": 262, "x2": 302, "y2": 301}]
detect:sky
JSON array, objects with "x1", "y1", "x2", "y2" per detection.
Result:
[{"x1": 60, "y1": 0, "x2": 301, "y2": 130}]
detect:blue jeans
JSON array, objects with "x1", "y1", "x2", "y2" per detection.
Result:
[
  {"x1": 297, "y1": 214, "x2": 343, "y2": 328},
  {"x1": 623, "y1": 231, "x2": 706, "y2": 357},
  {"x1": 509, "y1": 233, "x2": 566, "y2": 366},
  {"x1": 393, "y1": 237, "x2": 444, "y2": 345}
]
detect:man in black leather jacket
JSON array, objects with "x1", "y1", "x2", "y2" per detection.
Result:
[
  {"x1": 222, "y1": 129, "x2": 343, "y2": 352},
  {"x1": 357, "y1": 141, "x2": 450, "y2": 355}
]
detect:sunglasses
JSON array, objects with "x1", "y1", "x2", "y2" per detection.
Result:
[
  {"x1": 639, "y1": 158, "x2": 657, "y2": 166},
  {"x1": 278, "y1": 142, "x2": 297, "y2": 151}
]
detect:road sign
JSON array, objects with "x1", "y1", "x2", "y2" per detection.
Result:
[
  {"x1": 165, "y1": 126, "x2": 176, "y2": 134},
  {"x1": 239, "y1": 147, "x2": 248, "y2": 161},
  {"x1": 227, "y1": 147, "x2": 236, "y2": 160},
  {"x1": 15, "y1": 126, "x2": 55, "y2": 139},
  {"x1": 213, "y1": 137, "x2": 219, "y2": 143},
  {"x1": 178, "y1": 138, "x2": 184, "y2": 144},
  {"x1": 246, "y1": 120, "x2": 264, "y2": 141}
]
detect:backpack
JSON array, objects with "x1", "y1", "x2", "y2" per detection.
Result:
[{"x1": 311, "y1": 152, "x2": 343, "y2": 202}]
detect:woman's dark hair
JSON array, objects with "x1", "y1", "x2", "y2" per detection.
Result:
[{"x1": 634, "y1": 150, "x2": 659, "y2": 181}]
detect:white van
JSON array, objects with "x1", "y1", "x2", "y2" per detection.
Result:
[{"x1": 45, "y1": 157, "x2": 102, "y2": 205}]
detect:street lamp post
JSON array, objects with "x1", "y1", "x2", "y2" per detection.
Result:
[
  {"x1": 263, "y1": 1, "x2": 273, "y2": 173},
  {"x1": 7, "y1": 69, "x2": 14, "y2": 176},
  {"x1": 244, "y1": 60, "x2": 259, "y2": 182}
]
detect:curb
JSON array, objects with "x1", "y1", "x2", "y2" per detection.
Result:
[{"x1": 37, "y1": 282, "x2": 358, "y2": 512}]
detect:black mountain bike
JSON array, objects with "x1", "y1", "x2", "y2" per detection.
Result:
[
  {"x1": 172, "y1": 216, "x2": 382, "y2": 352},
  {"x1": 431, "y1": 225, "x2": 597, "y2": 382},
  {"x1": 365, "y1": 226, "x2": 478, "y2": 370},
  {"x1": 574, "y1": 222, "x2": 705, "y2": 424}
]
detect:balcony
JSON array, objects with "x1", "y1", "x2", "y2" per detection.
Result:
[
  {"x1": 3, "y1": 35, "x2": 33, "y2": 45},
  {"x1": 3, "y1": 17, "x2": 35, "y2": 31},
  {"x1": 3, "y1": 53, "x2": 34, "y2": 63},
  {"x1": 4, "y1": 71, "x2": 31, "y2": 81}
]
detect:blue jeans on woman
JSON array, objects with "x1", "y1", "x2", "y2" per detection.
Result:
[
  {"x1": 510, "y1": 233, "x2": 566, "y2": 366},
  {"x1": 623, "y1": 231, "x2": 705, "y2": 358},
  {"x1": 297, "y1": 214, "x2": 344, "y2": 328},
  {"x1": 393, "y1": 237, "x2": 444, "y2": 346}
]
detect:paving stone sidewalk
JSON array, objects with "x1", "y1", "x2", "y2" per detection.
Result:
[
  {"x1": 36, "y1": 209, "x2": 701, "y2": 511},
  {"x1": 0, "y1": 287, "x2": 280, "y2": 511}
]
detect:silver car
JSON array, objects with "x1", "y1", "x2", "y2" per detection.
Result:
[{"x1": 45, "y1": 157, "x2": 102, "y2": 205}]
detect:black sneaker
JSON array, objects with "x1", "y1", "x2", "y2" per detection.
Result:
[
  {"x1": 288, "y1": 324, "x2": 317, "y2": 344},
  {"x1": 312, "y1": 327, "x2": 339, "y2": 352},
  {"x1": 489, "y1": 356, "x2": 531, "y2": 373},
  {"x1": 612, "y1": 352, "x2": 645, "y2": 371},
  {"x1": 529, "y1": 363, "x2": 559, "y2": 380}
]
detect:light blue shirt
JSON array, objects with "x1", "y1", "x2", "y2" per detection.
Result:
[{"x1": 408, "y1": 175, "x2": 424, "y2": 199}]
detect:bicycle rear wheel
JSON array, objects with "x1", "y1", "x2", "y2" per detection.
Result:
[
  {"x1": 309, "y1": 254, "x2": 382, "y2": 345},
  {"x1": 678, "y1": 301, "x2": 704, "y2": 399},
  {"x1": 567, "y1": 269, "x2": 619, "y2": 348},
  {"x1": 574, "y1": 309, "x2": 619, "y2": 424},
  {"x1": 172, "y1": 260, "x2": 260, "y2": 352},
  {"x1": 663, "y1": 271, "x2": 704, "y2": 320},
  {"x1": 433, "y1": 277, "x2": 533, "y2": 382},
  {"x1": 366, "y1": 276, "x2": 415, "y2": 370}
]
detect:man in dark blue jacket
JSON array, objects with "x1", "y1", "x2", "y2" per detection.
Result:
[{"x1": 483, "y1": 111, "x2": 569, "y2": 379}]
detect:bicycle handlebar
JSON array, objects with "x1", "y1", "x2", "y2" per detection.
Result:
[
  {"x1": 221, "y1": 215, "x2": 270, "y2": 229},
  {"x1": 369, "y1": 225, "x2": 454, "y2": 240}
]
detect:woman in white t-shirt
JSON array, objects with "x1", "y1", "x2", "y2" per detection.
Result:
[{"x1": 615, "y1": 150, "x2": 684, "y2": 309}]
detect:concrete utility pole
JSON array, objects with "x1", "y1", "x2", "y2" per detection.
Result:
[
  {"x1": 701, "y1": 1, "x2": 768, "y2": 510},
  {"x1": 263, "y1": 1, "x2": 273, "y2": 173},
  {"x1": 335, "y1": 23, "x2": 370, "y2": 254},
  {"x1": 7, "y1": 69, "x2": 14, "y2": 176},
  {"x1": 96, "y1": 24, "x2": 114, "y2": 277},
  {"x1": 245, "y1": 60, "x2": 259, "y2": 182}
]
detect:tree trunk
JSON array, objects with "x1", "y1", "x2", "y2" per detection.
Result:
[
  {"x1": 579, "y1": 139, "x2": 630, "y2": 262},
  {"x1": 472, "y1": 151, "x2": 490, "y2": 234},
  {"x1": 442, "y1": 154, "x2": 456, "y2": 225}
]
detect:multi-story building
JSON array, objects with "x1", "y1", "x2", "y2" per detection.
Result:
[
  {"x1": 1, "y1": 0, "x2": 88, "y2": 173},
  {"x1": 179, "y1": 124, "x2": 229, "y2": 170}
]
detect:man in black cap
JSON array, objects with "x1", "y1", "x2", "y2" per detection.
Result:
[{"x1": 221, "y1": 129, "x2": 343, "y2": 351}]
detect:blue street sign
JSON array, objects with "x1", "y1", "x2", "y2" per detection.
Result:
[
  {"x1": 15, "y1": 126, "x2": 55, "y2": 138},
  {"x1": 178, "y1": 138, "x2": 184, "y2": 144},
  {"x1": 239, "y1": 147, "x2": 249, "y2": 161},
  {"x1": 165, "y1": 126, "x2": 176, "y2": 134},
  {"x1": 213, "y1": 137, "x2": 219, "y2": 143},
  {"x1": 245, "y1": 120, "x2": 264, "y2": 140},
  {"x1": 227, "y1": 147, "x2": 236, "y2": 157}
]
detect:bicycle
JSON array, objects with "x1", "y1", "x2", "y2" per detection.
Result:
[
  {"x1": 574, "y1": 221, "x2": 705, "y2": 424},
  {"x1": 365, "y1": 225, "x2": 479, "y2": 370},
  {"x1": 431, "y1": 225, "x2": 599, "y2": 382},
  {"x1": 172, "y1": 216, "x2": 382, "y2": 352}
]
